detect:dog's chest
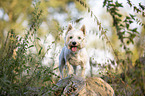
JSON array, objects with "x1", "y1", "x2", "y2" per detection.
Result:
[{"x1": 67, "y1": 53, "x2": 82, "y2": 66}]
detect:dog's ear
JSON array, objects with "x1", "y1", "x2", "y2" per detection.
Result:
[
  {"x1": 81, "y1": 25, "x2": 86, "y2": 35},
  {"x1": 67, "y1": 24, "x2": 73, "y2": 33}
]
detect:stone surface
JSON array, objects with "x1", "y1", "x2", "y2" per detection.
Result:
[{"x1": 43, "y1": 74, "x2": 114, "y2": 96}]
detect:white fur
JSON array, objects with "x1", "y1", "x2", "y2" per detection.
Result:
[{"x1": 59, "y1": 24, "x2": 88, "y2": 78}]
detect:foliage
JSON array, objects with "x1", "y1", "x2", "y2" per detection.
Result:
[{"x1": 0, "y1": 1, "x2": 59, "y2": 95}]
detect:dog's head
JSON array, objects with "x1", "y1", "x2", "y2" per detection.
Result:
[{"x1": 65, "y1": 24, "x2": 86, "y2": 52}]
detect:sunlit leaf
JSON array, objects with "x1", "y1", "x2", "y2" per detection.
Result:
[
  {"x1": 38, "y1": 47, "x2": 42, "y2": 55},
  {"x1": 28, "y1": 45, "x2": 34, "y2": 48}
]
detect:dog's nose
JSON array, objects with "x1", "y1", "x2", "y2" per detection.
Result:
[{"x1": 72, "y1": 42, "x2": 76, "y2": 45}]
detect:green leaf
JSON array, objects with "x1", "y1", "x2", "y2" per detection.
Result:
[
  {"x1": 27, "y1": 70, "x2": 29, "y2": 74},
  {"x1": 124, "y1": 19, "x2": 128, "y2": 22},
  {"x1": 132, "y1": 28, "x2": 137, "y2": 32},
  {"x1": 91, "y1": 11, "x2": 93, "y2": 17},
  {"x1": 38, "y1": 47, "x2": 42, "y2": 55},
  {"x1": 108, "y1": 4, "x2": 115, "y2": 6},
  {"x1": 88, "y1": 8, "x2": 90, "y2": 12},
  {"x1": 127, "y1": 40, "x2": 130, "y2": 44},
  {"x1": 129, "y1": 14, "x2": 136, "y2": 19},
  {"x1": 116, "y1": 13, "x2": 122, "y2": 17},
  {"x1": 116, "y1": 18, "x2": 122, "y2": 23},
  {"x1": 53, "y1": 67, "x2": 58, "y2": 70},
  {"x1": 129, "y1": 20, "x2": 133, "y2": 24},
  {"x1": 126, "y1": 24, "x2": 129, "y2": 29},
  {"x1": 127, "y1": 31, "x2": 132, "y2": 35},
  {"x1": 126, "y1": 16, "x2": 131, "y2": 19},
  {"x1": 75, "y1": 17, "x2": 83, "y2": 23},
  {"x1": 139, "y1": 3, "x2": 145, "y2": 10},
  {"x1": 130, "y1": 38, "x2": 134, "y2": 44},
  {"x1": 115, "y1": 1, "x2": 123, "y2": 7},
  {"x1": 28, "y1": 45, "x2": 34, "y2": 48},
  {"x1": 127, "y1": 0, "x2": 132, "y2": 7},
  {"x1": 25, "y1": 43, "x2": 28, "y2": 47},
  {"x1": 131, "y1": 34, "x2": 136, "y2": 39},
  {"x1": 43, "y1": 76, "x2": 51, "y2": 82},
  {"x1": 120, "y1": 24, "x2": 124, "y2": 27},
  {"x1": 120, "y1": 44, "x2": 122, "y2": 47},
  {"x1": 103, "y1": 0, "x2": 107, "y2": 7},
  {"x1": 121, "y1": 31, "x2": 125, "y2": 35},
  {"x1": 19, "y1": 37, "x2": 23, "y2": 41},
  {"x1": 99, "y1": 25, "x2": 101, "y2": 31},
  {"x1": 36, "y1": 37, "x2": 41, "y2": 41}
]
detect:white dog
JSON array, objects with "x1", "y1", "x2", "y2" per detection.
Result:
[{"x1": 59, "y1": 24, "x2": 88, "y2": 78}]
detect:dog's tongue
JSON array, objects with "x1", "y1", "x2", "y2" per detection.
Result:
[{"x1": 71, "y1": 47, "x2": 77, "y2": 52}]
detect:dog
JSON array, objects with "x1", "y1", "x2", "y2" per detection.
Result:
[{"x1": 59, "y1": 24, "x2": 88, "y2": 78}]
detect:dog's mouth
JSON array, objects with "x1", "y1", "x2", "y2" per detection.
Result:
[{"x1": 70, "y1": 46, "x2": 78, "y2": 52}]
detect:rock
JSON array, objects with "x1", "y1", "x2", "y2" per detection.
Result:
[{"x1": 43, "y1": 74, "x2": 114, "y2": 96}]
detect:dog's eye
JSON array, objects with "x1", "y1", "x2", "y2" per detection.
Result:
[
  {"x1": 78, "y1": 36, "x2": 81, "y2": 39},
  {"x1": 70, "y1": 36, "x2": 73, "y2": 39}
]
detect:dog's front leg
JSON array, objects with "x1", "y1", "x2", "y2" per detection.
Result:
[
  {"x1": 59, "y1": 61, "x2": 65, "y2": 78},
  {"x1": 73, "y1": 65, "x2": 77, "y2": 75},
  {"x1": 66, "y1": 61, "x2": 71, "y2": 76},
  {"x1": 81, "y1": 64, "x2": 85, "y2": 77}
]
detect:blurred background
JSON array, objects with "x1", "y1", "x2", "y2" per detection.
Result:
[{"x1": 0, "y1": 0, "x2": 145, "y2": 95}]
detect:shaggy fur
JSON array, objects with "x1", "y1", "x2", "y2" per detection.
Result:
[{"x1": 59, "y1": 24, "x2": 88, "y2": 78}]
